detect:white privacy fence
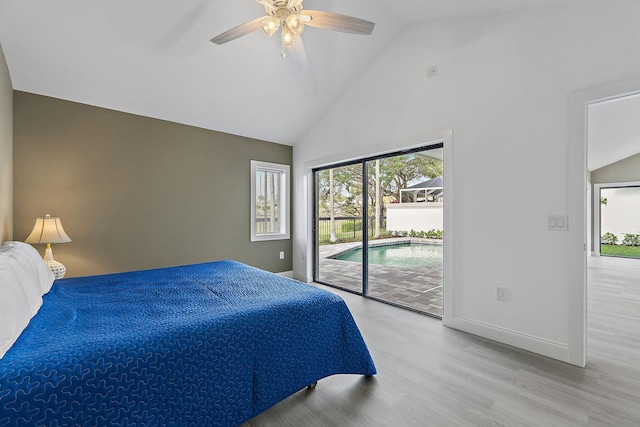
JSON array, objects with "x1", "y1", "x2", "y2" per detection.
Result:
[
  {"x1": 600, "y1": 186, "x2": 640, "y2": 243},
  {"x1": 385, "y1": 202, "x2": 443, "y2": 233}
]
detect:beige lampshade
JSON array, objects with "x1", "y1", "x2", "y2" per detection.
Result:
[{"x1": 25, "y1": 214, "x2": 72, "y2": 244}]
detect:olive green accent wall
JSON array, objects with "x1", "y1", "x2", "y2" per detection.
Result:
[
  {"x1": 13, "y1": 91, "x2": 292, "y2": 277},
  {"x1": 591, "y1": 152, "x2": 640, "y2": 184},
  {"x1": 0, "y1": 43, "x2": 12, "y2": 242}
]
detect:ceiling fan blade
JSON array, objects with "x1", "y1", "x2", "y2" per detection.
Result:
[
  {"x1": 286, "y1": 0, "x2": 303, "y2": 9},
  {"x1": 210, "y1": 17, "x2": 265, "y2": 45},
  {"x1": 288, "y1": 34, "x2": 308, "y2": 68},
  {"x1": 300, "y1": 10, "x2": 375, "y2": 35}
]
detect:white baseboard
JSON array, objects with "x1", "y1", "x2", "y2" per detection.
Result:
[
  {"x1": 277, "y1": 270, "x2": 294, "y2": 278},
  {"x1": 446, "y1": 316, "x2": 573, "y2": 365}
]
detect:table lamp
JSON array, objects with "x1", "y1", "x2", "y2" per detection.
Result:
[{"x1": 25, "y1": 214, "x2": 72, "y2": 279}]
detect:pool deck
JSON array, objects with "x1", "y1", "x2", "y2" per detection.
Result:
[{"x1": 317, "y1": 238, "x2": 443, "y2": 317}]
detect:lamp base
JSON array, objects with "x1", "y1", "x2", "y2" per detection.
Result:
[
  {"x1": 46, "y1": 260, "x2": 67, "y2": 279},
  {"x1": 44, "y1": 244, "x2": 66, "y2": 279}
]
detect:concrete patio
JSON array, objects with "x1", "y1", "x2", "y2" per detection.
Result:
[{"x1": 316, "y1": 238, "x2": 443, "y2": 317}]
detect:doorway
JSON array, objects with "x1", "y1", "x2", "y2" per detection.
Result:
[
  {"x1": 573, "y1": 80, "x2": 640, "y2": 366},
  {"x1": 313, "y1": 143, "x2": 444, "y2": 318}
]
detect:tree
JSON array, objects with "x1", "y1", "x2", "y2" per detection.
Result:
[
  {"x1": 374, "y1": 160, "x2": 381, "y2": 237},
  {"x1": 318, "y1": 164, "x2": 363, "y2": 218},
  {"x1": 329, "y1": 169, "x2": 336, "y2": 242},
  {"x1": 317, "y1": 153, "x2": 443, "y2": 240},
  {"x1": 377, "y1": 154, "x2": 443, "y2": 203}
]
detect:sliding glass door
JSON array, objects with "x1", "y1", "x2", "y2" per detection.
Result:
[
  {"x1": 313, "y1": 144, "x2": 445, "y2": 318},
  {"x1": 314, "y1": 163, "x2": 363, "y2": 293}
]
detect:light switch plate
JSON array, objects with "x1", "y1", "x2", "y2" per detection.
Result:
[
  {"x1": 496, "y1": 287, "x2": 507, "y2": 301},
  {"x1": 548, "y1": 215, "x2": 568, "y2": 231}
]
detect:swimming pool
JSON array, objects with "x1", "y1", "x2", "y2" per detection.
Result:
[{"x1": 331, "y1": 242, "x2": 442, "y2": 267}]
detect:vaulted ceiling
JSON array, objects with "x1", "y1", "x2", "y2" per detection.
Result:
[{"x1": 0, "y1": 0, "x2": 595, "y2": 145}]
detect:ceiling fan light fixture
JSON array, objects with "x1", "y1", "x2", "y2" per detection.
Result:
[
  {"x1": 285, "y1": 14, "x2": 304, "y2": 35},
  {"x1": 261, "y1": 16, "x2": 280, "y2": 37},
  {"x1": 281, "y1": 26, "x2": 295, "y2": 47},
  {"x1": 211, "y1": 0, "x2": 375, "y2": 62}
]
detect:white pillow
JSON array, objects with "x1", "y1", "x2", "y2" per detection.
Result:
[
  {"x1": 1, "y1": 241, "x2": 55, "y2": 295},
  {"x1": 0, "y1": 245, "x2": 43, "y2": 317},
  {"x1": 0, "y1": 255, "x2": 33, "y2": 359}
]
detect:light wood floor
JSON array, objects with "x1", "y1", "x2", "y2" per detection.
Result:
[{"x1": 244, "y1": 256, "x2": 640, "y2": 427}]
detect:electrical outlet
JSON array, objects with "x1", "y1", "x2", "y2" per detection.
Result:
[
  {"x1": 496, "y1": 286, "x2": 507, "y2": 301},
  {"x1": 279, "y1": 251, "x2": 285, "y2": 260}
]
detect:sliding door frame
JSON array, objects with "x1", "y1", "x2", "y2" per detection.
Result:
[
  {"x1": 312, "y1": 157, "x2": 366, "y2": 294},
  {"x1": 312, "y1": 142, "x2": 444, "y2": 316}
]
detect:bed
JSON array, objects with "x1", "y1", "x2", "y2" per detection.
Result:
[{"x1": 0, "y1": 257, "x2": 376, "y2": 427}]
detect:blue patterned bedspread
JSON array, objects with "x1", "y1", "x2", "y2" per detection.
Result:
[{"x1": 0, "y1": 260, "x2": 376, "y2": 426}]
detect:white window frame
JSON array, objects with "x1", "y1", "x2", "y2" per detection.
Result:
[{"x1": 251, "y1": 160, "x2": 290, "y2": 241}]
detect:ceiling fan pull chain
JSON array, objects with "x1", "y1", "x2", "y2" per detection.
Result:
[{"x1": 281, "y1": 49, "x2": 286, "y2": 59}]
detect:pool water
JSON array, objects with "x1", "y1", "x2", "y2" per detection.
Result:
[{"x1": 332, "y1": 243, "x2": 442, "y2": 267}]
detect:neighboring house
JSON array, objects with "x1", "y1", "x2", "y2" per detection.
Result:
[{"x1": 400, "y1": 176, "x2": 443, "y2": 204}]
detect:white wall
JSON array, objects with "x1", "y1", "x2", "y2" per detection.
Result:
[
  {"x1": 0, "y1": 42, "x2": 12, "y2": 242},
  {"x1": 293, "y1": 1, "x2": 640, "y2": 365}
]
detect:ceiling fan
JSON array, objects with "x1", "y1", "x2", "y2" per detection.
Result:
[{"x1": 210, "y1": 0, "x2": 375, "y2": 63}]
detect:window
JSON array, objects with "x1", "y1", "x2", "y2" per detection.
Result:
[{"x1": 251, "y1": 160, "x2": 290, "y2": 241}]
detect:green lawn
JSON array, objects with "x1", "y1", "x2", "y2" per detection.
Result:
[{"x1": 600, "y1": 245, "x2": 640, "y2": 258}]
